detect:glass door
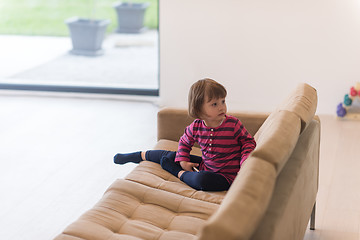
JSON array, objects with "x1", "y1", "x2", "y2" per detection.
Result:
[{"x1": 0, "y1": 0, "x2": 159, "y2": 96}]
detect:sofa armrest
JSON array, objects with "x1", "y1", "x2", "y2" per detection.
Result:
[{"x1": 157, "y1": 108, "x2": 269, "y2": 142}]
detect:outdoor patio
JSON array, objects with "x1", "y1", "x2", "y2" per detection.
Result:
[{"x1": 0, "y1": 30, "x2": 159, "y2": 91}]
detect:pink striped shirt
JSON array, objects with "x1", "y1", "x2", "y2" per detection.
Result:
[{"x1": 175, "y1": 115, "x2": 256, "y2": 184}]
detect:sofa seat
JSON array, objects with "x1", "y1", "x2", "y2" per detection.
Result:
[{"x1": 57, "y1": 147, "x2": 226, "y2": 240}]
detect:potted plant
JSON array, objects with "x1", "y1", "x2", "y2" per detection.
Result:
[
  {"x1": 113, "y1": 1, "x2": 150, "y2": 33},
  {"x1": 66, "y1": 0, "x2": 110, "y2": 56}
]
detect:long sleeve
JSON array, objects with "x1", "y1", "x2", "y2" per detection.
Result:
[
  {"x1": 234, "y1": 120, "x2": 256, "y2": 165},
  {"x1": 175, "y1": 122, "x2": 196, "y2": 162}
]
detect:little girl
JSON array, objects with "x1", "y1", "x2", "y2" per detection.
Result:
[{"x1": 114, "y1": 78, "x2": 256, "y2": 191}]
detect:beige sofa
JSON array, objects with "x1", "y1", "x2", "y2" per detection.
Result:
[{"x1": 55, "y1": 83, "x2": 320, "y2": 240}]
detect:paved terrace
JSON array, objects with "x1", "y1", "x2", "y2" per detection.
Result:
[{"x1": 0, "y1": 30, "x2": 159, "y2": 92}]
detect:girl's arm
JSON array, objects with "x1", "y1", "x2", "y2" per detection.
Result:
[
  {"x1": 175, "y1": 123, "x2": 196, "y2": 163},
  {"x1": 235, "y1": 120, "x2": 256, "y2": 165},
  {"x1": 180, "y1": 161, "x2": 199, "y2": 172}
]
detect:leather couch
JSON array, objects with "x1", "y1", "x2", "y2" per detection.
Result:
[{"x1": 55, "y1": 83, "x2": 320, "y2": 240}]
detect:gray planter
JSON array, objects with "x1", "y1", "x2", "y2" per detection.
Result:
[
  {"x1": 66, "y1": 17, "x2": 110, "y2": 56},
  {"x1": 113, "y1": 2, "x2": 150, "y2": 33}
]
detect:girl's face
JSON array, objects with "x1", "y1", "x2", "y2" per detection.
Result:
[{"x1": 201, "y1": 96, "x2": 227, "y2": 127}]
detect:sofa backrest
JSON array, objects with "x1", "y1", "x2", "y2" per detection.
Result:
[
  {"x1": 157, "y1": 109, "x2": 268, "y2": 142},
  {"x1": 250, "y1": 118, "x2": 320, "y2": 240},
  {"x1": 275, "y1": 83, "x2": 318, "y2": 132},
  {"x1": 252, "y1": 83, "x2": 317, "y2": 175},
  {"x1": 252, "y1": 111, "x2": 302, "y2": 175},
  {"x1": 157, "y1": 83, "x2": 316, "y2": 143},
  {"x1": 197, "y1": 83, "x2": 318, "y2": 240}
]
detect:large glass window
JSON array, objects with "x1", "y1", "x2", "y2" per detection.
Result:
[{"x1": 0, "y1": 0, "x2": 158, "y2": 96}]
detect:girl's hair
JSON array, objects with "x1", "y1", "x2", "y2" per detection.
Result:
[{"x1": 188, "y1": 78, "x2": 227, "y2": 119}]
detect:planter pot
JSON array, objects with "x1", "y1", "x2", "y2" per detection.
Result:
[
  {"x1": 66, "y1": 17, "x2": 110, "y2": 56},
  {"x1": 113, "y1": 2, "x2": 150, "y2": 33}
]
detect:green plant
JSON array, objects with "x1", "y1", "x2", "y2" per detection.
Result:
[{"x1": 0, "y1": 0, "x2": 158, "y2": 36}]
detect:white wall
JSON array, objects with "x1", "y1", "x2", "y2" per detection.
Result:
[{"x1": 159, "y1": 0, "x2": 360, "y2": 114}]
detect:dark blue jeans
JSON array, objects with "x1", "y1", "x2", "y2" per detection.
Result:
[{"x1": 145, "y1": 150, "x2": 230, "y2": 191}]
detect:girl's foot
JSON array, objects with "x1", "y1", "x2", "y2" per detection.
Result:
[{"x1": 114, "y1": 151, "x2": 143, "y2": 164}]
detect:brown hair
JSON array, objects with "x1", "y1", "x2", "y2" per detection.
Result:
[{"x1": 188, "y1": 78, "x2": 227, "y2": 119}]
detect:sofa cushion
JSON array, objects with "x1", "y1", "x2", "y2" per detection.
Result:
[
  {"x1": 197, "y1": 157, "x2": 277, "y2": 240},
  {"x1": 253, "y1": 110, "x2": 301, "y2": 175},
  {"x1": 56, "y1": 160, "x2": 226, "y2": 240}
]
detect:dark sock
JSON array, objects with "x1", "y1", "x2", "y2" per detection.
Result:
[
  {"x1": 160, "y1": 156, "x2": 183, "y2": 177},
  {"x1": 114, "y1": 151, "x2": 142, "y2": 164}
]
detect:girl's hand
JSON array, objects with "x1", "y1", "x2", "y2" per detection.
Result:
[{"x1": 180, "y1": 161, "x2": 199, "y2": 172}]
